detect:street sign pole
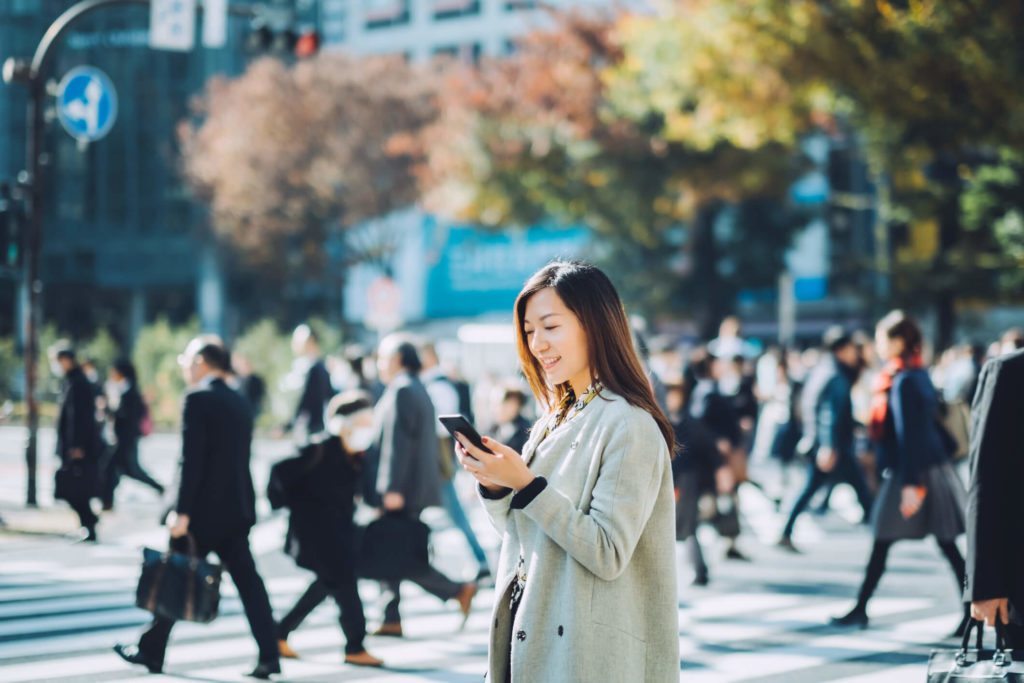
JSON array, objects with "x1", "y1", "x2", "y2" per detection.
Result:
[{"x1": 2, "y1": 0, "x2": 257, "y2": 508}]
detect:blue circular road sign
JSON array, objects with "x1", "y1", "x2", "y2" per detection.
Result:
[{"x1": 56, "y1": 66, "x2": 118, "y2": 143}]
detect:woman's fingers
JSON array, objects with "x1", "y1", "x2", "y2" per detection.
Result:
[
  {"x1": 480, "y1": 436, "x2": 521, "y2": 459},
  {"x1": 455, "y1": 433, "x2": 495, "y2": 462}
]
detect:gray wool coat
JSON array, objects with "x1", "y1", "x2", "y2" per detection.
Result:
[
  {"x1": 374, "y1": 372, "x2": 443, "y2": 514},
  {"x1": 479, "y1": 389, "x2": 679, "y2": 683}
]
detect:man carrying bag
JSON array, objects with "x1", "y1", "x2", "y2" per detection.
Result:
[
  {"x1": 50, "y1": 342, "x2": 103, "y2": 542},
  {"x1": 115, "y1": 337, "x2": 281, "y2": 679},
  {"x1": 965, "y1": 347, "x2": 1024, "y2": 651}
]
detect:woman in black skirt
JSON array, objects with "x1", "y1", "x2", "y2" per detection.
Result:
[{"x1": 832, "y1": 311, "x2": 967, "y2": 630}]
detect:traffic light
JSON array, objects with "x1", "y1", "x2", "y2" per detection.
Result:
[
  {"x1": 294, "y1": 30, "x2": 319, "y2": 59},
  {"x1": 244, "y1": 6, "x2": 318, "y2": 59},
  {"x1": 0, "y1": 182, "x2": 23, "y2": 269}
]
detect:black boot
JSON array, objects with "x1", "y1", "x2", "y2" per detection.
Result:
[{"x1": 830, "y1": 606, "x2": 869, "y2": 629}]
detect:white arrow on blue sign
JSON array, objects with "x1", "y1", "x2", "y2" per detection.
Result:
[{"x1": 56, "y1": 66, "x2": 118, "y2": 143}]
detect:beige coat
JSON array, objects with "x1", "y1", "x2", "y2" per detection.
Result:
[{"x1": 479, "y1": 389, "x2": 679, "y2": 682}]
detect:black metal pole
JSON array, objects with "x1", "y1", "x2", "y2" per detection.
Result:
[{"x1": 6, "y1": 0, "x2": 257, "y2": 507}]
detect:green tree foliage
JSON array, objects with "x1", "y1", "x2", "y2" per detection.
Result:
[
  {"x1": 415, "y1": 12, "x2": 809, "y2": 330},
  {"x1": 962, "y1": 148, "x2": 1024, "y2": 292}
]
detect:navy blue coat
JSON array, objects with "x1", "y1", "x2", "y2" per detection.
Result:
[{"x1": 875, "y1": 368, "x2": 951, "y2": 486}]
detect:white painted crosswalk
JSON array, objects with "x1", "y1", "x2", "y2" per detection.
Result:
[{"x1": 0, "y1": 449, "x2": 971, "y2": 682}]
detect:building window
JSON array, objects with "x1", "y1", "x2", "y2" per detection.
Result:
[
  {"x1": 432, "y1": 0, "x2": 480, "y2": 20},
  {"x1": 364, "y1": 0, "x2": 410, "y2": 29},
  {"x1": 322, "y1": 0, "x2": 348, "y2": 44},
  {"x1": 432, "y1": 43, "x2": 482, "y2": 64}
]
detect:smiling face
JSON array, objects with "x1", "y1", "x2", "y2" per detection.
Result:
[{"x1": 522, "y1": 287, "x2": 592, "y2": 396}]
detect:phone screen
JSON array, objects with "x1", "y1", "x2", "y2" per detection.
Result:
[{"x1": 438, "y1": 414, "x2": 493, "y2": 454}]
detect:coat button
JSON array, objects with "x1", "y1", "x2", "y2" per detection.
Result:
[
  {"x1": 516, "y1": 630, "x2": 527, "y2": 641},
  {"x1": 558, "y1": 626, "x2": 564, "y2": 637}
]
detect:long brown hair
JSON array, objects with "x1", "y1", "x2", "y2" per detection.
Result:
[{"x1": 513, "y1": 261, "x2": 675, "y2": 456}]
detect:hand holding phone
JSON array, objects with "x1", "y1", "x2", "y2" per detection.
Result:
[{"x1": 438, "y1": 414, "x2": 493, "y2": 455}]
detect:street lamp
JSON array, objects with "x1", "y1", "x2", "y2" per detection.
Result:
[{"x1": 3, "y1": 0, "x2": 259, "y2": 507}]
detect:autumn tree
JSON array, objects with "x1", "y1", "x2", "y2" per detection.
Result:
[
  {"x1": 179, "y1": 54, "x2": 438, "y2": 294},
  {"x1": 414, "y1": 12, "x2": 812, "y2": 331}
]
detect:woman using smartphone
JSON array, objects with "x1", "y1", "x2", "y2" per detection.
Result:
[{"x1": 454, "y1": 261, "x2": 679, "y2": 683}]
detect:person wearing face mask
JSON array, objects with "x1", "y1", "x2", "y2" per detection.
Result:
[
  {"x1": 455, "y1": 261, "x2": 679, "y2": 683},
  {"x1": 100, "y1": 359, "x2": 164, "y2": 511},
  {"x1": 269, "y1": 391, "x2": 384, "y2": 668}
]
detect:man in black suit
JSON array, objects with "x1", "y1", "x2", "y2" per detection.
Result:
[
  {"x1": 283, "y1": 324, "x2": 335, "y2": 438},
  {"x1": 966, "y1": 347, "x2": 1024, "y2": 649},
  {"x1": 115, "y1": 337, "x2": 281, "y2": 679},
  {"x1": 51, "y1": 342, "x2": 103, "y2": 542},
  {"x1": 373, "y1": 334, "x2": 476, "y2": 636}
]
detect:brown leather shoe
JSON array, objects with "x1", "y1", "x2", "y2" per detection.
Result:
[
  {"x1": 372, "y1": 622, "x2": 404, "y2": 637},
  {"x1": 278, "y1": 639, "x2": 299, "y2": 659},
  {"x1": 455, "y1": 583, "x2": 478, "y2": 629},
  {"x1": 345, "y1": 650, "x2": 384, "y2": 668}
]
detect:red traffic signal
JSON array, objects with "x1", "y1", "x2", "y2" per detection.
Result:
[{"x1": 295, "y1": 30, "x2": 320, "y2": 59}]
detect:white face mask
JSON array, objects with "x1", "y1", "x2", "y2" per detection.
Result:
[
  {"x1": 344, "y1": 426, "x2": 377, "y2": 453},
  {"x1": 50, "y1": 361, "x2": 66, "y2": 378}
]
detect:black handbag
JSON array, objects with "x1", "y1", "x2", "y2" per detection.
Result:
[
  {"x1": 927, "y1": 619, "x2": 1024, "y2": 682},
  {"x1": 136, "y1": 535, "x2": 222, "y2": 623},
  {"x1": 54, "y1": 461, "x2": 98, "y2": 501},
  {"x1": 356, "y1": 513, "x2": 431, "y2": 581}
]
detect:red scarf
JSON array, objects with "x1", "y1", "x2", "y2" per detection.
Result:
[{"x1": 868, "y1": 354, "x2": 924, "y2": 443}]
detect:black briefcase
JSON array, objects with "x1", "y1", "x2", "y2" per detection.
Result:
[
  {"x1": 927, "y1": 619, "x2": 1024, "y2": 681},
  {"x1": 54, "y1": 461, "x2": 98, "y2": 502},
  {"x1": 136, "y1": 535, "x2": 222, "y2": 623},
  {"x1": 357, "y1": 514, "x2": 431, "y2": 581}
]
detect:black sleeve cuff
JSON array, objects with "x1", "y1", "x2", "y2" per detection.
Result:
[
  {"x1": 510, "y1": 477, "x2": 548, "y2": 510},
  {"x1": 479, "y1": 484, "x2": 513, "y2": 500}
]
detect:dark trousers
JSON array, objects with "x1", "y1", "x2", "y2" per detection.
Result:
[
  {"x1": 381, "y1": 564, "x2": 462, "y2": 624},
  {"x1": 138, "y1": 532, "x2": 278, "y2": 668},
  {"x1": 379, "y1": 509, "x2": 463, "y2": 624},
  {"x1": 782, "y1": 454, "x2": 873, "y2": 538},
  {"x1": 1006, "y1": 623, "x2": 1024, "y2": 650},
  {"x1": 278, "y1": 572, "x2": 367, "y2": 654},
  {"x1": 102, "y1": 440, "x2": 163, "y2": 506},
  {"x1": 68, "y1": 497, "x2": 98, "y2": 530}
]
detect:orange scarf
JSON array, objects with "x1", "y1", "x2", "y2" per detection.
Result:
[{"x1": 868, "y1": 354, "x2": 923, "y2": 443}]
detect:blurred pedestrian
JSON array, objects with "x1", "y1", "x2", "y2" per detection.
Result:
[
  {"x1": 372, "y1": 334, "x2": 477, "y2": 637},
  {"x1": 832, "y1": 311, "x2": 967, "y2": 633},
  {"x1": 100, "y1": 359, "x2": 163, "y2": 510},
  {"x1": 270, "y1": 391, "x2": 384, "y2": 668},
  {"x1": 488, "y1": 385, "x2": 531, "y2": 456},
  {"x1": 114, "y1": 337, "x2": 280, "y2": 679},
  {"x1": 965, "y1": 346, "x2": 1024, "y2": 649},
  {"x1": 282, "y1": 324, "x2": 335, "y2": 441},
  {"x1": 689, "y1": 353, "x2": 749, "y2": 561},
  {"x1": 420, "y1": 340, "x2": 491, "y2": 582},
  {"x1": 233, "y1": 354, "x2": 267, "y2": 420},
  {"x1": 667, "y1": 382, "x2": 730, "y2": 586},
  {"x1": 50, "y1": 342, "x2": 103, "y2": 542},
  {"x1": 778, "y1": 327, "x2": 872, "y2": 552},
  {"x1": 456, "y1": 261, "x2": 679, "y2": 683}
]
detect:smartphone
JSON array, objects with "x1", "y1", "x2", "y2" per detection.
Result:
[{"x1": 438, "y1": 414, "x2": 493, "y2": 455}]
